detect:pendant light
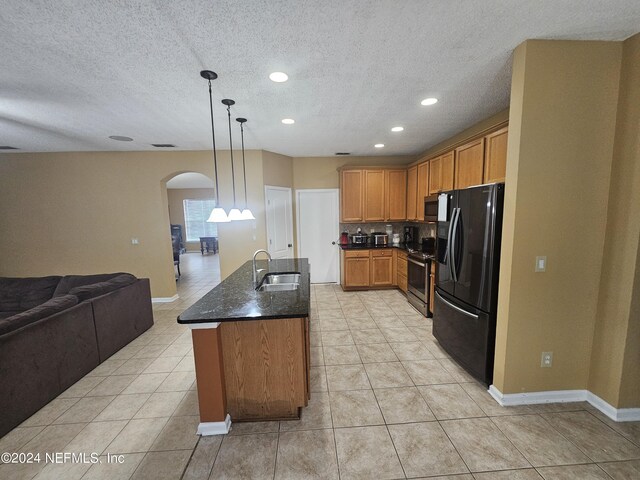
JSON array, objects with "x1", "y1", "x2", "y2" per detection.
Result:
[
  {"x1": 236, "y1": 117, "x2": 255, "y2": 220},
  {"x1": 222, "y1": 99, "x2": 243, "y2": 221},
  {"x1": 200, "y1": 70, "x2": 229, "y2": 223}
]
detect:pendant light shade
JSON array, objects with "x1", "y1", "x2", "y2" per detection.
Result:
[
  {"x1": 208, "y1": 207, "x2": 230, "y2": 223},
  {"x1": 200, "y1": 70, "x2": 229, "y2": 223},
  {"x1": 236, "y1": 117, "x2": 255, "y2": 220}
]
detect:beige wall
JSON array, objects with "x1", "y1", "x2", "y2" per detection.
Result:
[
  {"x1": 167, "y1": 188, "x2": 216, "y2": 251},
  {"x1": 589, "y1": 33, "x2": 640, "y2": 408},
  {"x1": 494, "y1": 40, "x2": 622, "y2": 395},
  {"x1": 263, "y1": 150, "x2": 293, "y2": 188},
  {"x1": 292, "y1": 155, "x2": 413, "y2": 190},
  {"x1": 0, "y1": 150, "x2": 267, "y2": 297}
]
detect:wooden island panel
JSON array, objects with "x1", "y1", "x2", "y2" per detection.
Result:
[{"x1": 220, "y1": 317, "x2": 309, "y2": 421}]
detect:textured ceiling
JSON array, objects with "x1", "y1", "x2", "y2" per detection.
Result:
[{"x1": 1, "y1": 1, "x2": 639, "y2": 157}]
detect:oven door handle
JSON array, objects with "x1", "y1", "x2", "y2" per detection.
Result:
[
  {"x1": 435, "y1": 291, "x2": 478, "y2": 319},
  {"x1": 408, "y1": 258, "x2": 426, "y2": 268}
]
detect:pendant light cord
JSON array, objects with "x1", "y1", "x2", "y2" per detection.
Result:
[
  {"x1": 226, "y1": 104, "x2": 237, "y2": 207},
  {"x1": 207, "y1": 80, "x2": 220, "y2": 206},
  {"x1": 240, "y1": 122, "x2": 248, "y2": 207}
]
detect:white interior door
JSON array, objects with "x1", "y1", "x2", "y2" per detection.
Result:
[
  {"x1": 296, "y1": 189, "x2": 339, "y2": 283},
  {"x1": 265, "y1": 186, "x2": 294, "y2": 259}
]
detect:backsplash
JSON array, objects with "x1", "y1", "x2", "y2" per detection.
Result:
[{"x1": 339, "y1": 222, "x2": 435, "y2": 241}]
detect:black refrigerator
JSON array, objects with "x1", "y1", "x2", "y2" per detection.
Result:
[{"x1": 433, "y1": 183, "x2": 504, "y2": 385}]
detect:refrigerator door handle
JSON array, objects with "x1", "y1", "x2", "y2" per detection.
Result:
[
  {"x1": 450, "y1": 208, "x2": 460, "y2": 282},
  {"x1": 435, "y1": 291, "x2": 479, "y2": 319}
]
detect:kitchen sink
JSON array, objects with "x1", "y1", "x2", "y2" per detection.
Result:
[{"x1": 256, "y1": 273, "x2": 301, "y2": 292}]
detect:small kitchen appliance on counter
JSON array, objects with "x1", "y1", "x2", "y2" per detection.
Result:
[
  {"x1": 372, "y1": 232, "x2": 388, "y2": 246},
  {"x1": 403, "y1": 226, "x2": 418, "y2": 246},
  {"x1": 350, "y1": 233, "x2": 368, "y2": 244}
]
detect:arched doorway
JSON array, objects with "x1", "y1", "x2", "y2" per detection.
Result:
[{"x1": 163, "y1": 172, "x2": 221, "y2": 294}]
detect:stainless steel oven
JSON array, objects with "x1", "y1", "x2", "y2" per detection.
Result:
[{"x1": 407, "y1": 253, "x2": 429, "y2": 316}]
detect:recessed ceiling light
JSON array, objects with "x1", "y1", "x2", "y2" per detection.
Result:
[
  {"x1": 374, "y1": 144, "x2": 385, "y2": 148},
  {"x1": 269, "y1": 72, "x2": 289, "y2": 82},
  {"x1": 109, "y1": 135, "x2": 133, "y2": 141},
  {"x1": 281, "y1": 118, "x2": 295, "y2": 125},
  {"x1": 391, "y1": 126, "x2": 404, "y2": 132},
  {"x1": 421, "y1": 98, "x2": 438, "y2": 106}
]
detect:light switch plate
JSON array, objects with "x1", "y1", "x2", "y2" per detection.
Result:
[{"x1": 535, "y1": 256, "x2": 547, "y2": 272}]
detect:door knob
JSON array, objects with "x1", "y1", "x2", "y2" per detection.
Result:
[
  {"x1": 288, "y1": 244, "x2": 292, "y2": 247},
  {"x1": 331, "y1": 241, "x2": 336, "y2": 245}
]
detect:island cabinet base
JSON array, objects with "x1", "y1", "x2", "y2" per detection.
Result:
[{"x1": 220, "y1": 317, "x2": 310, "y2": 421}]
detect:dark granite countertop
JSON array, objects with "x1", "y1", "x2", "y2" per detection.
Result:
[{"x1": 177, "y1": 258, "x2": 310, "y2": 324}]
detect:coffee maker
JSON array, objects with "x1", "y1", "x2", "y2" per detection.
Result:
[{"x1": 403, "y1": 226, "x2": 419, "y2": 246}]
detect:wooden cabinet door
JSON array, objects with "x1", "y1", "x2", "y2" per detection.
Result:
[
  {"x1": 406, "y1": 166, "x2": 418, "y2": 221},
  {"x1": 428, "y1": 156, "x2": 441, "y2": 194},
  {"x1": 417, "y1": 162, "x2": 430, "y2": 218},
  {"x1": 484, "y1": 126, "x2": 508, "y2": 184},
  {"x1": 441, "y1": 151, "x2": 455, "y2": 192},
  {"x1": 385, "y1": 169, "x2": 407, "y2": 221},
  {"x1": 364, "y1": 169, "x2": 385, "y2": 221},
  {"x1": 344, "y1": 257, "x2": 370, "y2": 287},
  {"x1": 340, "y1": 170, "x2": 363, "y2": 222},
  {"x1": 370, "y1": 252, "x2": 393, "y2": 286},
  {"x1": 455, "y1": 139, "x2": 485, "y2": 189}
]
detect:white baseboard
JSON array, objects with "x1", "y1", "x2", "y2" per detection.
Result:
[
  {"x1": 488, "y1": 385, "x2": 640, "y2": 422},
  {"x1": 151, "y1": 294, "x2": 179, "y2": 303},
  {"x1": 197, "y1": 415, "x2": 231, "y2": 435}
]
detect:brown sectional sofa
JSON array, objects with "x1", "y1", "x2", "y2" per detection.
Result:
[{"x1": 0, "y1": 273, "x2": 154, "y2": 437}]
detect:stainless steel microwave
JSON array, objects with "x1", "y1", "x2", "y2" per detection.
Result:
[{"x1": 424, "y1": 194, "x2": 439, "y2": 222}]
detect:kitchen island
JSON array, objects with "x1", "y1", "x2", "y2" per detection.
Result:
[{"x1": 178, "y1": 258, "x2": 310, "y2": 435}]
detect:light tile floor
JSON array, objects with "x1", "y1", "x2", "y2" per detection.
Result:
[{"x1": 2, "y1": 252, "x2": 640, "y2": 479}]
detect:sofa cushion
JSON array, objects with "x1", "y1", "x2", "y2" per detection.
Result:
[
  {"x1": 53, "y1": 273, "x2": 130, "y2": 297},
  {"x1": 0, "y1": 294, "x2": 79, "y2": 336},
  {"x1": 69, "y1": 274, "x2": 137, "y2": 302},
  {"x1": 0, "y1": 276, "x2": 62, "y2": 312}
]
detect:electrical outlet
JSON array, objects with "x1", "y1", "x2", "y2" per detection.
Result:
[
  {"x1": 541, "y1": 351, "x2": 553, "y2": 368},
  {"x1": 131, "y1": 238, "x2": 139, "y2": 245},
  {"x1": 535, "y1": 256, "x2": 547, "y2": 272}
]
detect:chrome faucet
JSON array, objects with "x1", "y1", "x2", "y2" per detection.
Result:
[{"x1": 253, "y1": 249, "x2": 272, "y2": 285}]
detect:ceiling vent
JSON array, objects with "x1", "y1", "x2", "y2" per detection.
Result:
[
  {"x1": 151, "y1": 144, "x2": 176, "y2": 148},
  {"x1": 0, "y1": 146, "x2": 19, "y2": 150},
  {"x1": 335, "y1": 152, "x2": 351, "y2": 156}
]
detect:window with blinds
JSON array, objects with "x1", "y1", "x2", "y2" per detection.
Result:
[{"x1": 183, "y1": 199, "x2": 218, "y2": 242}]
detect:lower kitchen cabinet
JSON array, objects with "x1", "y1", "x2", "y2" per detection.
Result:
[
  {"x1": 342, "y1": 250, "x2": 371, "y2": 288},
  {"x1": 396, "y1": 250, "x2": 408, "y2": 293},
  {"x1": 370, "y1": 250, "x2": 394, "y2": 286},
  {"x1": 341, "y1": 249, "x2": 399, "y2": 290}
]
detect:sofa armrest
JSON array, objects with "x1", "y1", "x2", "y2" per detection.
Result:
[{"x1": 90, "y1": 278, "x2": 154, "y2": 362}]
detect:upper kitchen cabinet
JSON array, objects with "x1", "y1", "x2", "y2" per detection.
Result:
[
  {"x1": 428, "y1": 150, "x2": 455, "y2": 194},
  {"x1": 406, "y1": 165, "x2": 418, "y2": 221},
  {"x1": 455, "y1": 138, "x2": 485, "y2": 189},
  {"x1": 385, "y1": 169, "x2": 407, "y2": 221},
  {"x1": 417, "y1": 161, "x2": 430, "y2": 208},
  {"x1": 364, "y1": 169, "x2": 385, "y2": 221},
  {"x1": 484, "y1": 126, "x2": 508, "y2": 184},
  {"x1": 340, "y1": 169, "x2": 364, "y2": 222}
]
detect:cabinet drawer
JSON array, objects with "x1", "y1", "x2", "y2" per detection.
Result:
[
  {"x1": 345, "y1": 249, "x2": 370, "y2": 258},
  {"x1": 397, "y1": 256, "x2": 408, "y2": 276},
  {"x1": 371, "y1": 249, "x2": 393, "y2": 257}
]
